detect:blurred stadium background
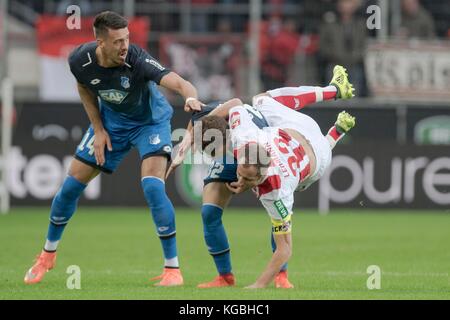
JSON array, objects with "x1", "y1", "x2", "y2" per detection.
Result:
[
  {"x1": 1, "y1": 0, "x2": 449, "y2": 212},
  {"x1": 0, "y1": 0, "x2": 449, "y2": 299}
]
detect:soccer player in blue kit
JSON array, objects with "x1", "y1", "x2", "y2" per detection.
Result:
[{"x1": 24, "y1": 11, "x2": 204, "y2": 286}]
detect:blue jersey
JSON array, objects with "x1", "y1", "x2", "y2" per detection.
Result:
[
  {"x1": 70, "y1": 42, "x2": 175, "y2": 173},
  {"x1": 68, "y1": 42, "x2": 173, "y2": 129}
]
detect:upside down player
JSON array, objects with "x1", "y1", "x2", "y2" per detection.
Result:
[
  {"x1": 168, "y1": 66, "x2": 356, "y2": 288},
  {"x1": 24, "y1": 11, "x2": 204, "y2": 286}
]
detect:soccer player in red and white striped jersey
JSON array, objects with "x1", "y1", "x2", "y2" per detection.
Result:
[
  {"x1": 227, "y1": 97, "x2": 355, "y2": 289},
  {"x1": 169, "y1": 65, "x2": 355, "y2": 289},
  {"x1": 224, "y1": 67, "x2": 355, "y2": 288}
]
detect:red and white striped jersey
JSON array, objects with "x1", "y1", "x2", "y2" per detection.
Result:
[{"x1": 229, "y1": 106, "x2": 311, "y2": 220}]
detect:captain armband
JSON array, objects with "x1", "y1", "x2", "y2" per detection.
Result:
[{"x1": 271, "y1": 214, "x2": 292, "y2": 235}]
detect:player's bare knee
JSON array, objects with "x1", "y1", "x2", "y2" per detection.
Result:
[
  {"x1": 141, "y1": 156, "x2": 168, "y2": 180},
  {"x1": 68, "y1": 159, "x2": 99, "y2": 184},
  {"x1": 68, "y1": 170, "x2": 94, "y2": 184}
]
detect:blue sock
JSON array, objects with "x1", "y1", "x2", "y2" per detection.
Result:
[
  {"x1": 141, "y1": 177, "x2": 178, "y2": 265},
  {"x1": 271, "y1": 231, "x2": 288, "y2": 272},
  {"x1": 202, "y1": 204, "x2": 232, "y2": 275},
  {"x1": 46, "y1": 176, "x2": 86, "y2": 248}
]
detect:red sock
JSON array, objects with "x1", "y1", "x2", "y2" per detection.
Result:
[{"x1": 326, "y1": 125, "x2": 345, "y2": 149}]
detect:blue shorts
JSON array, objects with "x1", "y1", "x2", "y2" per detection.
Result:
[
  {"x1": 75, "y1": 120, "x2": 172, "y2": 174},
  {"x1": 204, "y1": 155, "x2": 238, "y2": 186}
]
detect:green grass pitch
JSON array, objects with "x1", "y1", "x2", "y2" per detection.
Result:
[{"x1": 0, "y1": 208, "x2": 449, "y2": 300}]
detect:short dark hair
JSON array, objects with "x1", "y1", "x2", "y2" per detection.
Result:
[
  {"x1": 199, "y1": 116, "x2": 228, "y2": 156},
  {"x1": 93, "y1": 11, "x2": 128, "y2": 38}
]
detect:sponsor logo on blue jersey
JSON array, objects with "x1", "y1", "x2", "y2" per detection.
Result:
[
  {"x1": 120, "y1": 76, "x2": 130, "y2": 89},
  {"x1": 149, "y1": 134, "x2": 161, "y2": 145},
  {"x1": 98, "y1": 89, "x2": 129, "y2": 104}
]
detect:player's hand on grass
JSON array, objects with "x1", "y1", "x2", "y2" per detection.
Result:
[
  {"x1": 184, "y1": 97, "x2": 205, "y2": 112},
  {"x1": 244, "y1": 283, "x2": 264, "y2": 289},
  {"x1": 93, "y1": 128, "x2": 112, "y2": 166}
]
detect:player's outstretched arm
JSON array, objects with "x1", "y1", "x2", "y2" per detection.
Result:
[
  {"x1": 246, "y1": 232, "x2": 292, "y2": 289},
  {"x1": 208, "y1": 98, "x2": 243, "y2": 119},
  {"x1": 77, "y1": 82, "x2": 112, "y2": 166},
  {"x1": 160, "y1": 72, "x2": 205, "y2": 112},
  {"x1": 165, "y1": 121, "x2": 193, "y2": 179}
]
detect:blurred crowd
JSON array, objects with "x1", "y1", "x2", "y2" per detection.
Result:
[{"x1": 12, "y1": 0, "x2": 448, "y2": 96}]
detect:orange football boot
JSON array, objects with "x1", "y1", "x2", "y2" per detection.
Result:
[
  {"x1": 274, "y1": 270, "x2": 294, "y2": 289},
  {"x1": 24, "y1": 250, "x2": 57, "y2": 284},
  {"x1": 150, "y1": 268, "x2": 184, "y2": 286},
  {"x1": 197, "y1": 273, "x2": 235, "y2": 288}
]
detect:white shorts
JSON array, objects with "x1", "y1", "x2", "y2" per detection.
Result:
[{"x1": 255, "y1": 95, "x2": 332, "y2": 190}]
